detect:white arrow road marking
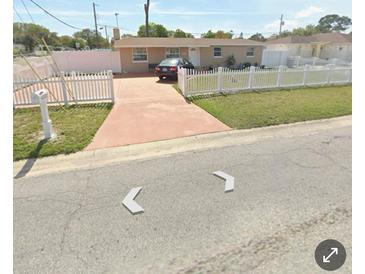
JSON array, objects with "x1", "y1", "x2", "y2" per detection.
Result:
[
  {"x1": 213, "y1": 171, "x2": 234, "y2": 192},
  {"x1": 122, "y1": 187, "x2": 144, "y2": 215},
  {"x1": 323, "y1": 248, "x2": 339, "y2": 263}
]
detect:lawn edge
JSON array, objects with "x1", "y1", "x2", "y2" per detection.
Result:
[{"x1": 14, "y1": 115, "x2": 351, "y2": 178}]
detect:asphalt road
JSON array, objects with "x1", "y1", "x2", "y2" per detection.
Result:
[{"x1": 14, "y1": 124, "x2": 352, "y2": 274}]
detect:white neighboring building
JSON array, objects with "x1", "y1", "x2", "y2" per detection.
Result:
[{"x1": 265, "y1": 32, "x2": 352, "y2": 62}]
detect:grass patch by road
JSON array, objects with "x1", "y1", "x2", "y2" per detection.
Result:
[
  {"x1": 13, "y1": 103, "x2": 112, "y2": 161},
  {"x1": 192, "y1": 85, "x2": 352, "y2": 129}
]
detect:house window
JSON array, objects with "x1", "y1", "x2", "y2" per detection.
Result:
[
  {"x1": 166, "y1": 48, "x2": 180, "y2": 58},
  {"x1": 246, "y1": 47, "x2": 255, "y2": 57},
  {"x1": 213, "y1": 47, "x2": 222, "y2": 57},
  {"x1": 132, "y1": 48, "x2": 148, "y2": 62}
]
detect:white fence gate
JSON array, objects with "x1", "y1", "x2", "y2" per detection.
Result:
[
  {"x1": 261, "y1": 49, "x2": 288, "y2": 67},
  {"x1": 13, "y1": 70, "x2": 114, "y2": 107},
  {"x1": 177, "y1": 65, "x2": 352, "y2": 97}
]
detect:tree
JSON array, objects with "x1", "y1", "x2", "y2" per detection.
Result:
[
  {"x1": 73, "y1": 28, "x2": 109, "y2": 48},
  {"x1": 270, "y1": 30, "x2": 293, "y2": 39},
  {"x1": 144, "y1": 0, "x2": 150, "y2": 37},
  {"x1": 155, "y1": 24, "x2": 169, "y2": 37},
  {"x1": 201, "y1": 30, "x2": 215, "y2": 38},
  {"x1": 137, "y1": 23, "x2": 193, "y2": 38},
  {"x1": 317, "y1": 14, "x2": 352, "y2": 32},
  {"x1": 137, "y1": 23, "x2": 169, "y2": 37},
  {"x1": 13, "y1": 23, "x2": 58, "y2": 51},
  {"x1": 58, "y1": 35, "x2": 73, "y2": 47},
  {"x1": 268, "y1": 14, "x2": 352, "y2": 41},
  {"x1": 172, "y1": 29, "x2": 194, "y2": 38},
  {"x1": 13, "y1": 22, "x2": 109, "y2": 52},
  {"x1": 201, "y1": 30, "x2": 233, "y2": 39},
  {"x1": 215, "y1": 30, "x2": 233, "y2": 39},
  {"x1": 59, "y1": 35, "x2": 86, "y2": 49},
  {"x1": 249, "y1": 33, "x2": 266, "y2": 42},
  {"x1": 73, "y1": 29, "x2": 94, "y2": 45},
  {"x1": 291, "y1": 24, "x2": 321, "y2": 36}
]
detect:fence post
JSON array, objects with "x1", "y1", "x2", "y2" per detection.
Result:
[
  {"x1": 303, "y1": 64, "x2": 309, "y2": 86},
  {"x1": 182, "y1": 68, "x2": 186, "y2": 96},
  {"x1": 248, "y1": 66, "x2": 255, "y2": 89},
  {"x1": 107, "y1": 70, "x2": 115, "y2": 103},
  {"x1": 296, "y1": 56, "x2": 300, "y2": 67},
  {"x1": 326, "y1": 64, "x2": 334, "y2": 84},
  {"x1": 71, "y1": 71, "x2": 77, "y2": 99},
  {"x1": 348, "y1": 67, "x2": 352, "y2": 83},
  {"x1": 312, "y1": 57, "x2": 317, "y2": 66},
  {"x1": 217, "y1": 67, "x2": 223, "y2": 92},
  {"x1": 276, "y1": 65, "x2": 283, "y2": 88},
  {"x1": 60, "y1": 71, "x2": 69, "y2": 106}
]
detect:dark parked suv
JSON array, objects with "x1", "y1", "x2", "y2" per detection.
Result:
[{"x1": 155, "y1": 58, "x2": 194, "y2": 79}]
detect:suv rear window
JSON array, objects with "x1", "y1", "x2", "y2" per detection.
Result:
[{"x1": 159, "y1": 59, "x2": 179, "y2": 66}]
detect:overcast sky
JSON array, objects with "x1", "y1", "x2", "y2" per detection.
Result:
[{"x1": 13, "y1": 0, "x2": 352, "y2": 38}]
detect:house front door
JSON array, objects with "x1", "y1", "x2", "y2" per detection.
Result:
[{"x1": 188, "y1": 47, "x2": 200, "y2": 67}]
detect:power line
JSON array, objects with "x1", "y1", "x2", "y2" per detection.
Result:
[
  {"x1": 29, "y1": 0, "x2": 84, "y2": 30},
  {"x1": 13, "y1": 7, "x2": 25, "y2": 23},
  {"x1": 21, "y1": 0, "x2": 35, "y2": 23}
]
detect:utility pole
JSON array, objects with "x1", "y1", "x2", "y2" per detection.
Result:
[
  {"x1": 93, "y1": 2, "x2": 98, "y2": 37},
  {"x1": 279, "y1": 14, "x2": 284, "y2": 35},
  {"x1": 115, "y1": 13, "x2": 119, "y2": 28},
  {"x1": 144, "y1": 0, "x2": 150, "y2": 37}
]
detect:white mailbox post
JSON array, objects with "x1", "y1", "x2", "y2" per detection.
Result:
[{"x1": 32, "y1": 89, "x2": 55, "y2": 139}]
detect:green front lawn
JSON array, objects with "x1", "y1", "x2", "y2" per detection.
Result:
[
  {"x1": 13, "y1": 103, "x2": 112, "y2": 161},
  {"x1": 192, "y1": 85, "x2": 352, "y2": 129}
]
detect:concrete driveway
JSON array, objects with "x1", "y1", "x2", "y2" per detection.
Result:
[{"x1": 86, "y1": 74, "x2": 230, "y2": 150}]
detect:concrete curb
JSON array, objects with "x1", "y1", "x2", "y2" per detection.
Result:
[{"x1": 14, "y1": 116, "x2": 352, "y2": 178}]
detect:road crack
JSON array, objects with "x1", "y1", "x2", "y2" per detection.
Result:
[{"x1": 175, "y1": 206, "x2": 351, "y2": 274}]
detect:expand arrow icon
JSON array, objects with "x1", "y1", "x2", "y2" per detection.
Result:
[
  {"x1": 122, "y1": 187, "x2": 144, "y2": 215},
  {"x1": 323, "y1": 248, "x2": 338, "y2": 263},
  {"x1": 213, "y1": 171, "x2": 234, "y2": 192}
]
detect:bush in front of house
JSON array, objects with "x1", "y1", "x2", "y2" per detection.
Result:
[{"x1": 226, "y1": 54, "x2": 236, "y2": 68}]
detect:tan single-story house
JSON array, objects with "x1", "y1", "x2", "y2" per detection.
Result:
[
  {"x1": 113, "y1": 37, "x2": 264, "y2": 72},
  {"x1": 265, "y1": 32, "x2": 352, "y2": 62}
]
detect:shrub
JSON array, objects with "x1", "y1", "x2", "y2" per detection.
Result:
[{"x1": 226, "y1": 54, "x2": 236, "y2": 68}]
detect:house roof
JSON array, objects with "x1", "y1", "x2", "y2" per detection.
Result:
[
  {"x1": 266, "y1": 32, "x2": 352, "y2": 44},
  {"x1": 114, "y1": 37, "x2": 264, "y2": 48}
]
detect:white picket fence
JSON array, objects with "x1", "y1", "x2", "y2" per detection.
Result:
[
  {"x1": 177, "y1": 65, "x2": 352, "y2": 97},
  {"x1": 13, "y1": 70, "x2": 114, "y2": 107}
]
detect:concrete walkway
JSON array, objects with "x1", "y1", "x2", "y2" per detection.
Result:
[{"x1": 85, "y1": 75, "x2": 230, "y2": 150}]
